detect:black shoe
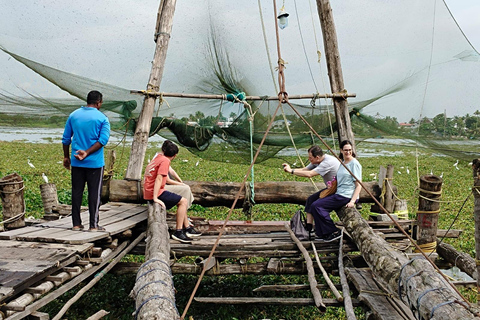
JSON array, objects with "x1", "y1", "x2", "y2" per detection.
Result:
[
  {"x1": 323, "y1": 230, "x2": 342, "y2": 242},
  {"x1": 185, "y1": 226, "x2": 202, "y2": 237},
  {"x1": 172, "y1": 230, "x2": 193, "y2": 243}
]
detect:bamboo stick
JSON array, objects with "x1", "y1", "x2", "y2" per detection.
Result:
[
  {"x1": 285, "y1": 222, "x2": 326, "y2": 312},
  {"x1": 130, "y1": 90, "x2": 356, "y2": 100},
  {"x1": 337, "y1": 231, "x2": 356, "y2": 320},
  {"x1": 311, "y1": 241, "x2": 343, "y2": 302}
]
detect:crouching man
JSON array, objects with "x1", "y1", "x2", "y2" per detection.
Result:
[{"x1": 143, "y1": 140, "x2": 201, "y2": 243}]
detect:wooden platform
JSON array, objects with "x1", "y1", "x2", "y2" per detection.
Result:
[
  {"x1": 0, "y1": 202, "x2": 147, "y2": 244},
  {"x1": 0, "y1": 202, "x2": 147, "y2": 307}
]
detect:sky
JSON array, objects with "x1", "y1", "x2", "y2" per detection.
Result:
[
  {"x1": 444, "y1": 0, "x2": 480, "y2": 51},
  {"x1": 0, "y1": 0, "x2": 479, "y2": 122}
]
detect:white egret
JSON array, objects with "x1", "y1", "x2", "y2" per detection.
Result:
[
  {"x1": 42, "y1": 173, "x2": 49, "y2": 184},
  {"x1": 27, "y1": 159, "x2": 35, "y2": 168}
]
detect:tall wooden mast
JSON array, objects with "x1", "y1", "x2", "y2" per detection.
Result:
[
  {"x1": 316, "y1": 0, "x2": 356, "y2": 149},
  {"x1": 125, "y1": 0, "x2": 178, "y2": 180}
]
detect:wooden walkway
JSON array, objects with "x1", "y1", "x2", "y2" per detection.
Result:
[{"x1": 0, "y1": 202, "x2": 147, "y2": 313}]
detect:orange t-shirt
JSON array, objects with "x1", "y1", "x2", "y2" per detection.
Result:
[{"x1": 143, "y1": 153, "x2": 170, "y2": 200}]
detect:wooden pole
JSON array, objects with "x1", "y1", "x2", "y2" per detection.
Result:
[
  {"x1": 315, "y1": 0, "x2": 355, "y2": 148},
  {"x1": 337, "y1": 232, "x2": 356, "y2": 320},
  {"x1": 130, "y1": 90, "x2": 356, "y2": 100},
  {"x1": 285, "y1": 222, "x2": 326, "y2": 312},
  {"x1": 125, "y1": 0, "x2": 178, "y2": 180},
  {"x1": 415, "y1": 175, "x2": 442, "y2": 253},
  {"x1": 311, "y1": 242, "x2": 343, "y2": 302},
  {"x1": 472, "y1": 159, "x2": 480, "y2": 305},
  {"x1": 132, "y1": 203, "x2": 179, "y2": 320},
  {"x1": 384, "y1": 165, "x2": 395, "y2": 213}
]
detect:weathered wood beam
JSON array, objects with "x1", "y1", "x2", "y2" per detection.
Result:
[
  {"x1": 124, "y1": 0, "x2": 177, "y2": 180},
  {"x1": 337, "y1": 206, "x2": 480, "y2": 320},
  {"x1": 109, "y1": 180, "x2": 387, "y2": 207},
  {"x1": 131, "y1": 203, "x2": 178, "y2": 320},
  {"x1": 316, "y1": 0, "x2": 355, "y2": 146},
  {"x1": 437, "y1": 242, "x2": 477, "y2": 280},
  {"x1": 194, "y1": 297, "x2": 360, "y2": 307}
]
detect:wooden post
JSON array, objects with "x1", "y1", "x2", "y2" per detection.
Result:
[
  {"x1": 472, "y1": 159, "x2": 480, "y2": 305},
  {"x1": 40, "y1": 183, "x2": 58, "y2": 215},
  {"x1": 131, "y1": 203, "x2": 179, "y2": 319},
  {"x1": 101, "y1": 149, "x2": 116, "y2": 202},
  {"x1": 384, "y1": 165, "x2": 395, "y2": 213},
  {"x1": 125, "y1": 0, "x2": 178, "y2": 180},
  {"x1": 415, "y1": 175, "x2": 442, "y2": 253},
  {"x1": 0, "y1": 173, "x2": 25, "y2": 229},
  {"x1": 315, "y1": 0, "x2": 355, "y2": 148}
]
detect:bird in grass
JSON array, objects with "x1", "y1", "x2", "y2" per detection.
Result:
[
  {"x1": 453, "y1": 160, "x2": 459, "y2": 170},
  {"x1": 406, "y1": 166, "x2": 410, "y2": 175},
  {"x1": 195, "y1": 161, "x2": 200, "y2": 166},
  {"x1": 42, "y1": 173, "x2": 49, "y2": 184},
  {"x1": 440, "y1": 172, "x2": 444, "y2": 178},
  {"x1": 27, "y1": 159, "x2": 35, "y2": 168}
]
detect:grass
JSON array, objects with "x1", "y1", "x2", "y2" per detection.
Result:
[{"x1": 0, "y1": 139, "x2": 477, "y2": 319}]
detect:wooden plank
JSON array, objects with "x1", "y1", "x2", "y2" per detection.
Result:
[
  {"x1": 346, "y1": 267, "x2": 416, "y2": 320},
  {"x1": 0, "y1": 255, "x2": 77, "y2": 304},
  {"x1": 0, "y1": 240, "x2": 93, "y2": 254},
  {"x1": 15, "y1": 228, "x2": 76, "y2": 242},
  {"x1": 194, "y1": 297, "x2": 360, "y2": 307},
  {"x1": 4, "y1": 242, "x2": 127, "y2": 320},
  {"x1": 97, "y1": 210, "x2": 147, "y2": 235},
  {"x1": 0, "y1": 227, "x2": 41, "y2": 240}
]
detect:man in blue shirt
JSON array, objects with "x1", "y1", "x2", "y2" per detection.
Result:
[{"x1": 62, "y1": 90, "x2": 110, "y2": 232}]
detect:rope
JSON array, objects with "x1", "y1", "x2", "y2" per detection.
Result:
[
  {"x1": 417, "y1": 187, "x2": 442, "y2": 195},
  {"x1": 0, "y1": 211, "x2": 26, "y2": 225},
  {"x1": 0, "y1": 185, "x2": 25, "y2": 194},
  {"x1": 414, "y1": 241, "x2": 437, "y2": 253}
]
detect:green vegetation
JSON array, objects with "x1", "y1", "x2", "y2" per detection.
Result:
[{"x1": 0, "y1": 140, "x2": 477, "y2": 319}]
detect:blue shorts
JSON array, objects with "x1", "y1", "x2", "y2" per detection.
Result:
[{"x1": 157, "y1": 190, "x2": 182, "y2": 210}]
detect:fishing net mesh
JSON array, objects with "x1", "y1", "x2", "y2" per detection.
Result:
[{"x1": 0, "y1": 0, "x2": 479, "y2": 162}]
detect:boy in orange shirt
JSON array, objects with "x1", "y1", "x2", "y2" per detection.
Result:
[{"x1": 143, "y1": 140, "x2": 201, "y2": 243}]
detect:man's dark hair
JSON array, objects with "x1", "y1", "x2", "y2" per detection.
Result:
[
  {"x1": 87, "y1": 90, "x2": 103, "y2": 105},
  {"x1": 308, "y1": 145, "x2": 324, "y2": 158},
  {"x1": 162, "y1": 140, "x2": 179, "y2": 157}
]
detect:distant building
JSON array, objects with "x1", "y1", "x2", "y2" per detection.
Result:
[{"x1": 272, "y1": 120, "x2": 291, "y2": 129}]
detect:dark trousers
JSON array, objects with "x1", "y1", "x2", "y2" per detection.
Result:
[
  {"x1": 71, "y1": 166, "x2": 104, "y2": 228},
  {"x1": 311, "y1": 194, "x2": 350, "y2": 238},
  {"x1": 305, "y1": 190, "x2": 322, "y2": 214}
]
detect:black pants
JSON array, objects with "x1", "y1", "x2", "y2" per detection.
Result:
[{"x1": 71, "y1": 166, "x2": 104, "y2": 228}]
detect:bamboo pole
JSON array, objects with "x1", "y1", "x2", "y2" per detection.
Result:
[
  {"x1": 337, "y1": 231, "x2": 356, "y2": 320},
  {"x1": 311, "y1": 241, "x2": 343, "y2": 302},
  {"x1": 315, "y1": 0, "x2": 355, "y2": 148},
  {"x1": 130, "y1": 90, "x2": 356, "y2": 100},
  {"x1": 285, "y1": 222, "x2": 326, "y2": 312},
  {"x1": 125, "y1": 0, "x2": 178, "y2": 180},
  {"x1": 472, "y1": 159, "x2": 480, "y2": 305}
]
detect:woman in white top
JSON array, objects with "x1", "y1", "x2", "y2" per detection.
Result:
[{"x1": 310, "y1": 140, "x2": 362, "y2": 241}]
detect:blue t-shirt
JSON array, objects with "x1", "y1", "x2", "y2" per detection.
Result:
[
  {"x1": 62, "y1": 106, "x2": 110, "y2": 168},
  {"x1": 336, "y1": 158, "x2": 362, "y2": 199}
]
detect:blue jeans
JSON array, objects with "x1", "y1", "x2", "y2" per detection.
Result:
[{"x1": 311, "y1": 194, "x2": 350, "y2": 238}]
